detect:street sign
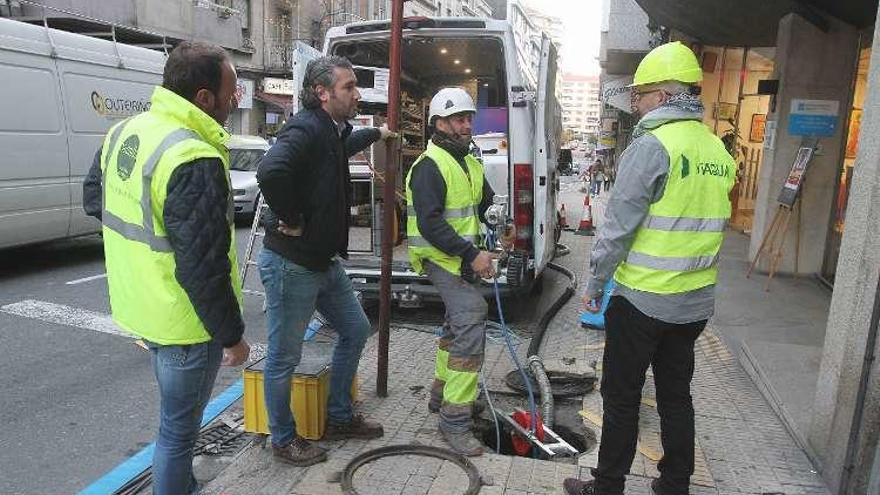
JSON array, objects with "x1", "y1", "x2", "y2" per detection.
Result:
[{"x1": 788, "y1": 99, "x2": 839, "y2": 137}]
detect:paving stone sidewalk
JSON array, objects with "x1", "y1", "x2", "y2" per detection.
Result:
[{"x1": 202, "y1": 201, "x2": 828, "y2": 494}]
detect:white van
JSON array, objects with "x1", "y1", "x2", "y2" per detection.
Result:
[
  {"x1": 324, "y1": 8, "x2": 562, "y2": 305},
  {"x1": 0, "y1": 17, "x2": 164, "y2": 249}
]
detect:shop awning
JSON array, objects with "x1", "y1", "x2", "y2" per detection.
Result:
[
  {"x1": 254, "y1": 91, "x2": 294, "y2": 113},
  {"x1": 634, "y1": 0, "x2": 878, "y2": 46}
]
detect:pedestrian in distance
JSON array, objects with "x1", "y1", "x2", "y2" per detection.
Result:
[
  {"x1": 405, "y1": 87, "x2": 514, "y2": 456},
  {"x1": 563, "y1": 41, "x2": 735, "y2": 495},
  {"x1": 592, "y1": 167, "x2": 606, "y2": 196},
  {"x1": 83, "y1": 41, "x2": 251, "y2": 495},
  {"x1": 255, "y1": 55, "x2": 396, "y2": 466}
]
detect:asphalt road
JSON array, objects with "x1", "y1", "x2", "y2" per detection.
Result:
[{"x1": 0, "y1": 224, "x2": 263, "y2": 495}]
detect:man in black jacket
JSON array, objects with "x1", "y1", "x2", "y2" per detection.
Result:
[{"x1": 256, "y1": 56, "x2": 395, "y2": 466}]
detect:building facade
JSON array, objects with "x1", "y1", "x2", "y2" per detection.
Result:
[
  {"x1": 1, "y1": 0, "x2": 494, "y2": 138},
  {"x1": 560, "y1": 73, "x2": 600, "y2": 140}
]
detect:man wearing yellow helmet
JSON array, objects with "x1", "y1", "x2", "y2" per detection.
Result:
[{"x1": 563, "y1": 42, "x2": 735, "y2": 495}]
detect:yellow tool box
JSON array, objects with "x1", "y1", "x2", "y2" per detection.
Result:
[{"x1": 243, "y1": 347, "x2": 358, "y2": 440}]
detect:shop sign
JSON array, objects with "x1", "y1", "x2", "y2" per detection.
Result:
[
  {"x1": 777, "y1": 146, "x2": 815, "y2": 207},
  {"x1": 788, "y1": 99, "x2": 839, "y2": 137},
  {"x1": 599, "y1": 130, "x2": 617, "y2": 148},
  {"x1": 601, "y1": 76, "x2": 633, "y2": 113},
  {"x1": 263, "y1": 77, "x2": 295, "y2": 95},
  {"x1": 236, "y1": 79, "x2": 253, "y2": 109}
]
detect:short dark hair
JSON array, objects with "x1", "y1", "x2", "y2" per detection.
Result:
[
  {"x1": 299, "y1": 56, "x2": 353, "y2": 110},
  {"x1": 162, "y1": 41, "x2": 230, "y2": 102}
]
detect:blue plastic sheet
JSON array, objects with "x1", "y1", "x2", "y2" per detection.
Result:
[{"x1": 580, "y1": 279, "x2": 616, "y2": 330}]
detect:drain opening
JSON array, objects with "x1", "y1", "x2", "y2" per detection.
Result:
[{"x1": 474, "y1": 418, "x2": 593, "y2": 459}]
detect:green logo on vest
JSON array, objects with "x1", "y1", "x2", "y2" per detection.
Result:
[
  {"x1": 681, "y1": 155, "x2": 690, "y2": 178},
  {"x1": 117, "y1": 135, "x2": 140, "y2": 181},
  {"x1": 696, "y1": 161, "x2": 730, "y2": 178}
]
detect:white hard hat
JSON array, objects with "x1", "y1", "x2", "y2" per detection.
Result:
[{"x1": 429, "y1": 87, "x2": 477, "y2": 124}]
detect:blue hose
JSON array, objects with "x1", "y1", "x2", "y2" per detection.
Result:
[{"x1": 486, "y1": 229, "x2": 539, "y2": 440}]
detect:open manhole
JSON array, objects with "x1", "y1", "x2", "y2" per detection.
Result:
[{"x1": 474, "y1": 417, "x2": 595, "y2": 461}]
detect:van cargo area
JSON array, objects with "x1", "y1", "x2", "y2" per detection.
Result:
[{"x1": 326, "y1": 18, "x2": 561, "y2": 307}]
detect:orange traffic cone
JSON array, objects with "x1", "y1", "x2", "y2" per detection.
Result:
[
  {"x1": 560, "y1": 203, "x2": 569, "y2": 230},
  {"x1": 575, "y1": 195, "x2": 594, "y2": 236}
]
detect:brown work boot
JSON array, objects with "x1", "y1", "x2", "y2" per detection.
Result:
[
  {"x1": 272, "y1": 436, "x2": 328, "y2": 466},
  {"x1": 439, "y1": 426, "x2": 484, "y2": 457},
  {"x1": 323, "y1": 414, "x2": 384, "y2": 440}
]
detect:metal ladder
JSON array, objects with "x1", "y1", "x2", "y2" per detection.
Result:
[{"x1": 238, "y1": 194, "x2": 327, "y2": 338}]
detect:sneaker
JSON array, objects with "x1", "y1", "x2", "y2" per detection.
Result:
[
  {"x1": 563, "y1": 478, "x2": 598, "y2": 495},
  {"x1": 272, "y1": 436, "x2": 328, "y2": 466},
  {"x1": 323, "y1": 414, "x2": 384, "y2": 440},
  {"x1": 439, "y1": 426, "x2": 484, "y2": 457}
]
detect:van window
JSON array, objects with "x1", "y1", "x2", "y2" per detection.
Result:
[
  {"x1": 0, "y1": 64, "x2": 61, "y2": 132},
  {"x1": 230, "y1": 148, "x2": 265, "y2": 171}
]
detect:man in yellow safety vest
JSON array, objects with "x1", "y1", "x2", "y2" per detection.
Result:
[
  {"x1": 83, "y1": 41, "x2": 249, "y2": 494},
  {"x1": 564, "y1": 42, "x2": 735, "y2": 495},
  {"x1": 405, "y1": 87, "x2": 513, "y2": 456}
]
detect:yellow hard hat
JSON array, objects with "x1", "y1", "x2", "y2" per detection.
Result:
[{"x1": 631, "y1": 41, "x2": 702, "y2": 87}]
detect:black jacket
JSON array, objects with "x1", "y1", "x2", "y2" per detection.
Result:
[
  {"x1": 408, "y1": 137, "x2": 495, "y2": 265},
  {"x1": 257, "y1": 108, "x2": 381, "y2": 271},
  {"x1": 83, "y1": 148, "x2": 245, "y2": 348}
]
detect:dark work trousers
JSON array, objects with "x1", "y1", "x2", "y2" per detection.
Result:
[{"x1": 591, "y1": 296, "x2": 707, "y2": 495}]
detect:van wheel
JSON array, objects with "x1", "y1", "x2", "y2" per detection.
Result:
[{"x1": 506, "y1": 252, "x2": 530, "y2": 288}]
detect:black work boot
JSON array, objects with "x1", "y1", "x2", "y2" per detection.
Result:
[
  {"x1": 562, "y1": 478, "x2": 597, "y2": 495},
  {"x1": 272, "y1": 436, "x2": 328, "y2": 466},
  {"x1": 323, "y1": 414, "x2": 384, "y2": 440}
]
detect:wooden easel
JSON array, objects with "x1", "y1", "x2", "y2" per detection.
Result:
[
  {"x1": 746, "y1": 196, "x2": 802, "y2": 291},
  {"x1": 747, "y1": 141, "x2": 815, "y2": 291}
]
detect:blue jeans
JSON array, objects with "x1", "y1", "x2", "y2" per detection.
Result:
[
  {"x1": 258, "y1": 248, "x2": 371, "y2": 447},
  {"x1": 148, "y1": 341, "x2": 222, "y2": 495}
]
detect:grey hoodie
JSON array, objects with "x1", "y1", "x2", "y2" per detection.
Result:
[{"x1": 585, "y1": 96, "x2": 716, "y2": 325}]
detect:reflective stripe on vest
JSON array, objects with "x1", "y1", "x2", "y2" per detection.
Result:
[
  {"x1": 641, "y1": 215, "x2": 728, "y2": 232},
  {"x1": 625, "y1": 251, "x2": 719, "y2": 272},
  {"x1": 101, "y1": 128, "x2": 200, "y2": 252},
  {"x1": 407, "y1": 234, "x2": 480, "y2": 247},
  {"x1": 613, "y1": 120, "x2": 735, "y2": 294},
  {"x1": 406, "y1": 205, "x2": 475, "y2": 219}
]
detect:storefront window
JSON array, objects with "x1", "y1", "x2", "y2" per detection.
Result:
[{"x1": 822, "y1": 46, "x2": 871, "y2": 284}]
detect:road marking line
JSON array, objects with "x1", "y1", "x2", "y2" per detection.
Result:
[
  {"x1": 65, "y1": 273, "x2": 107, "y2": 285},
  {"x1": 0, "y1": 299, "x2": 130, "y2": 338}
]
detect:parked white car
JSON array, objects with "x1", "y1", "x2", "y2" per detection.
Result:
[{"x1": 228, "y1": 135, "x2": 270, "y2": 219}]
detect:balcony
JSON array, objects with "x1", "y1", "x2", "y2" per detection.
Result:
[{"x1": 265, "y1": 40, "x2": 294, "y2": 72}]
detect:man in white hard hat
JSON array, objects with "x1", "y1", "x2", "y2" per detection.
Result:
[{"x1": 404, "y1": 87, "x2": 511, "y2": 456}]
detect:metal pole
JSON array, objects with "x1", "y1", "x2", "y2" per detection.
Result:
[
  {"x1": 377, "y1": 0, "x2": 403, "y2": 398},
  {"x1": 713, "y1": 46, "x2": 727, "y2": 134}
]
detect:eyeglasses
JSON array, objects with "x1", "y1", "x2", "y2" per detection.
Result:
[{"x1": 630, "y1": 89, "x2": 665, "y2": 101}]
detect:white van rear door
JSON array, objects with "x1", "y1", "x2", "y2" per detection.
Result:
[{"x1": 532, "y1": 34, "x2": 558, "y2": 273}]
